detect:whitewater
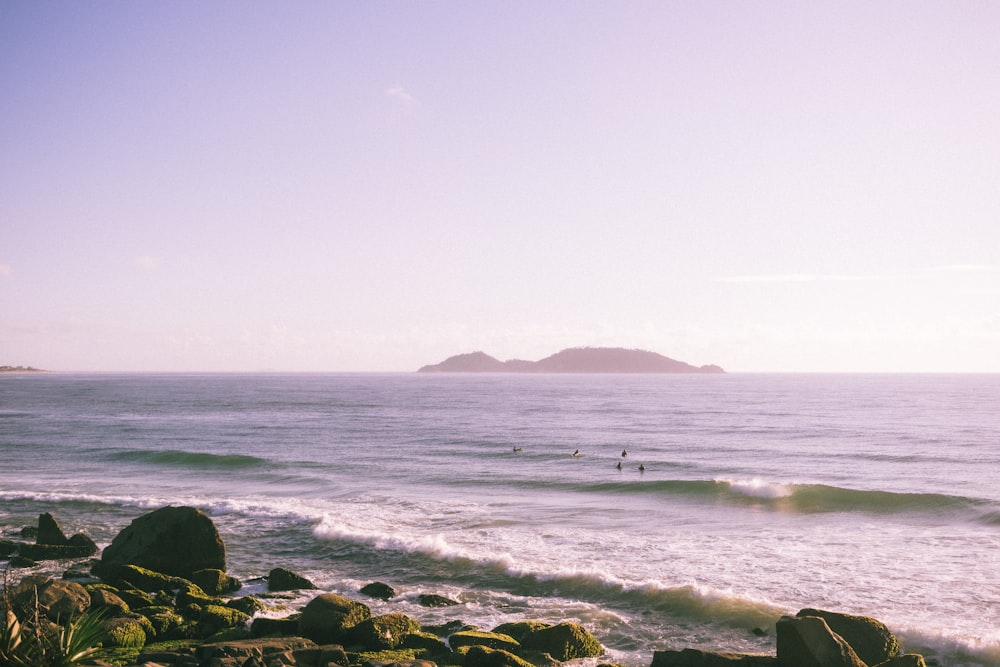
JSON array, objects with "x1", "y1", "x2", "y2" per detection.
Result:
[{"x1": 1, "y1": 372, "x2": 998, "y2": 666}]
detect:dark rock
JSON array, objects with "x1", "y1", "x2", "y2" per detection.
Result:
[
  {"x1": 92, "y1": 505, "x2": 226, "y2": 581},
  {"x1": 267, "y1": 566, "x2": 317, "y2": 591},
  {"x1": 194, "y1": 637, "x2": 319, "y2": 663},
  {"x1": 520, "y1": 621, "x2": 603, "y2": 661},
  {"x1": 875, "y1": 655, "x2": 928, "y2": 667},
  {"x1": 20, "y1": 525, "x2": 38, "y2": 539},
  {"x1": 349, "y1": 613, "x2": 421, "y2": 650},
  {"x1": 423, "y1": 619, "x2": 470, "y2": 636},
  {"x1": 417, "y1": 593, "x2": 460, "y2": 607},
  {"x1": 17, "y1": 542, "x2": 98, "y2": 561},
  {"x1": 776, "y1": 615, "x2": 866, "y2": 667},
  {"x1": 9, "y1": 555, "x2": 37, "y2": 568},
  {"x1": 116, "y1": 563, "x2": 188, "y2": 593},
  {"x1": 250, "y1": 615, "x2": 302, "y2": 638},
  {"x1": 797, "y1": 608, "x2": 900, "y2": 667},
  {"x1": 191, "y1": 567, "x2": 242, "y2": 595},
  {"x1": 298, "y1": 593, "x2": 372, "y2": 645},
  {"x1": 36, "y1": 512, "x2": 70, "y2": 545},
  {"x1": 136, "y1": 605, "x2": 188, "y2": 639},
  {"x1": 651, "y1": 648, "x2": 778, "y2": 667},
  {"x1": 361, "y1": 581, "x2": 398, "y2": 600},
  {"x1": 0, "y1": 539, "x2": 20, "y2": 556},
  {"x1": 401, "y1": 630, "x2": 451, "y2": 655},
  {"x1": 67, "y1": 532, "x2": 98, "y2": 553}
]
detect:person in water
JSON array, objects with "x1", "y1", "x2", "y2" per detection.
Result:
[
  {"x1": 572, "y1": 449, "x2": 581, "y2": 457},
  {"x1": 616, "y1": 461, "x2": 622, "y2": 470},
  {"x1": 621, "y1": 449, "x2": 628, "y2": 457}
]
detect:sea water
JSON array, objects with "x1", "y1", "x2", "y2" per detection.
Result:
[{"x1": 1, "y1": 372, "x2": 998, "y2": 666}]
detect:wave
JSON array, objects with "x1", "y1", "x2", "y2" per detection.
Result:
[
  {"x1": 312, "y1": 517, "x2": 784, "y2": 631},
  {"x1": 101, "y1": 448, "x2": 269, "y2": 470},
  {"x1": 540, "y1": 477, "x2": 995, "y2": 520}
]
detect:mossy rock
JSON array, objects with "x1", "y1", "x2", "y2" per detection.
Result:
[
  {"x1": 348, "y1": 612, "x2": 421, "y2": 650},
  {"x1": 190, "y1": 568, "x2": 241, "y2": 595},
  {"x1": 136, "y1": 605, "x2": 187, "y2": 639},
  {"x1": 116, "y1": 564, "x2": 188, "y2": 594},
  {"x1": 520, "y1": 622, "x2": 602, "y2": 661},
  {"x1": 176, "y1": 581, "x2": 225, "y2": 608},
  {"x1": 103, "y1": 615, "x2": 149, "y2": 648},
  {"x1": 401, "y1": 630, "x2": 452, "y2": 655},
  {"x1": 197, "y1": 604, "x2": 250, "y2": 637},
  {"x1": 348, "y1": 648, "x2": 418, "y2": 667},
  {"x1": 250, "y1": 615, "x2": 302, "y2": 638},
  {"x1": 298, "y1": 593, "x2": 372, "y2": 645},
  {"x1": 449, "y1": 630, "x2": 520, "y2": 652},
  {"x1": 463, "y1": 644, "x2": 537, "y2": 667},
  {"x1": 797, "y1": 608, "x2": 900, "y2": 667},
  {"x1": 226, "y1": 595, "x2": 267, "y2": 615},
  {"x1": 491, "y1": 621, "x2": 551, "y2": 643},
  {"x1": 89, "y1": 586, "x2": 131, "y2": 615},
  {"x1": 115, "y1": 583, "x2": 155, "y2": 609}
]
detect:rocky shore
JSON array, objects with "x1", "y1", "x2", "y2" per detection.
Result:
[{"x1": 1, "y1": 507, "x2": 930, "y2": 667}]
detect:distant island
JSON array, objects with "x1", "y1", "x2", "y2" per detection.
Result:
[
  {"x1": 418, "y1": 347, "x2": 724, "y2": 374},
  {"x1": 0, "y1": 365, "x2": 44, "y2": 373}
]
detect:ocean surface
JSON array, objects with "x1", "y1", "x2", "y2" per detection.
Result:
[{"x1": 1, "y1": 372, "x2": 998, "y2": 666}]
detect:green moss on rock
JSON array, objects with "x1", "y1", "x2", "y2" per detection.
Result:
[
  {"x1": 103, "y1": 616, "x2": 149, "y2": 648},
  {"x1": 449, "y1": 630, "x2": 520, "y2": 652},
  {"x1": 348, "y1": 612, "x2": 421, "y2": 649},
  {"x1": 520, "y1": 622, "x2": 603, "y2": 661}
]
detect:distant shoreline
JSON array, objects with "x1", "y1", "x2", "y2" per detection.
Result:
[
  {"x1": 0, "y1": 366, "x2": 45, "y2": 373},
  {"x1": 418, "y1": 346, "x2": 725, "y2": 374}
]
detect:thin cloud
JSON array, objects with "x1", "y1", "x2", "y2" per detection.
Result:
[
  {"x1": 385, "y1": 84, "x2": 419, "y2": 109},
  {"x1": 133, "y1": 255, "x2": 160, "y2": 271},
  {"x1": 0, "y1": 264, "x2": 11, "y2": 278},
  {"x1": 714, "y1": 273, "x2": 880, "y2": 284},
  {"x1": 929, "y1": 264, "x2": 1000, "y2": 274}
]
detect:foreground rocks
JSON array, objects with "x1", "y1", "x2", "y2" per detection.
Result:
[{"x1": 1, "y1": 507, "x2": 928, "y2": 667}]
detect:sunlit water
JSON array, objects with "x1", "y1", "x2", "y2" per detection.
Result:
[{"x1": 1, "y1": 373, "x2": 998, "y2": 666}]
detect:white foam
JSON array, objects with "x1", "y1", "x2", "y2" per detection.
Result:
[{"x1": 719, "y1": 477, "x2": 793, "y2": 499}]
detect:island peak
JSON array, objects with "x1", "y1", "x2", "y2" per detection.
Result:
[{"x1": 418, "y1": 347, "x2": 724, "y2": 374}]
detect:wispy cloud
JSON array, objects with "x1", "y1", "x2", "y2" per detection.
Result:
[
  {"x1": 385, "y1": 84, "x2": 419, "y2": 109},
  {"x1": 714, "y1": 273, "x2": 882, "y2": 284},
  {"x1": 0, "y1": 263, "x2": 11, "y2": 278},
  {"x1": 133, "y1": 255, "x2": 160, "y2": 271}
]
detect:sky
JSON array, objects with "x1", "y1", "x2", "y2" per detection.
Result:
[{"x1": 2, "y1": 1, "x2": 999, "y2": 373}]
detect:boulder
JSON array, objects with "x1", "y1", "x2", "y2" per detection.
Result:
[
  {"x1": 776, "y1": 615, "x2": 866, "y2": 667},
  {"x1": 267, "y1": 566, "x2": 317, "y2": 591},
  {"x1": 251, "y1": 615, "x2": 302, "y2": 638},
  {"x1": 115, "y1": 564, "x2": 188, "y2": 594},
  {"x1": 651, "y1": 648, "x2": 778, "y2": 667},
  {"x1": 491, "y1": 621, "x2": 551, "y2": 643},
  {"x1": 361, "y1": 581, "x2": 398, "y2": 600},
  {"x1": 520, "y1": 621, "x2": 603, "y2": 661},
  {"x1": 348, "y1": 613, "x2": 421, "y2": 650},
  {"x1": 92, "y1": 505, "x2": 226, "y2": 581},
  {"x1": 463, "y1": 644, "x2": 537, "y2": 667},
  {"x1": 17, "y1": 542, "x2": 98, "y2": 561},
  {"x1": 298, "y1": 593, "x2": 372, "y2": 645},
  {"x1": 797, "y1": 608, "x2": 900, "y2": 666},
  {"x1": 88, "y1": 587, "x2": 131, "y2": 615},
  {"x1": 191, "y1": 568, "x2": 242, "y2": 595},
  {"x1": 417, "y1": 593, "x2": 459, "y2": 607},
  {"x1": 10, "y1": 575, "x2": 91, "y2": 622},
  {"x1": 102, "y1": 614, "x2": 150, "y2": 648},
  {"x1": 449, "y1": 630, "x2": 521, "y2": 652},
  {"x1": 36, "y1": 512, "x2": 69, "y2": 545},
  {"x1": 197, "y1": 604, "x2": 250, "y2": 637}
]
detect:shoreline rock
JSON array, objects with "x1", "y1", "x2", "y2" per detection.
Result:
[{"x1": 0, "y1": 507, "x2": 927, "y2": 667}]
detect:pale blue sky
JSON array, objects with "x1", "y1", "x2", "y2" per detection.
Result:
[{"x1": 2, "y1": 1, "x2": 999, "y2": 372}]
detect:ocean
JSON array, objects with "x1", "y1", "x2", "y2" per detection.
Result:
[{"x1": 1, "y1": 372, "x2": 998, "y2": 666}]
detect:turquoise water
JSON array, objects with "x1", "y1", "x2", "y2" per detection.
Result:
[{"x1": 1, "y1": 372, "x2": 998, "y2": 666}]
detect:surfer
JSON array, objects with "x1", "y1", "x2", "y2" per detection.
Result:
[
  {"x1": 639, "y1": 464, "x2": 645, "y2": 472},
  {"x1": 616, "y1": 461, "x2": 622, "y2": 470},
  {"x1": 572, "y1": 449, "x2": 581, "y2": 457},
  {"x1": 621, "y1": 449, "x2": 628, "y2": 457},
  {"x1": 512, "y1": 447, "x2": 523, "y2": 452}
]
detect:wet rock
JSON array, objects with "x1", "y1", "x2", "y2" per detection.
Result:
[
  {"x1": 36, "y1": 512, "x2": 69, "y2": 545},
  {"x1": 776, "y1": 615, "x2": 866, "y2": 667},
  {"x1": 361, "y1": 581, "x2": 398, "y2": 600},
  {"x1": 491, "y1": 621, "x2": 551, "y2": 643},
  {"x1": 190, "y1": 567, "x2": 242, "y2": 595},
  {"x1": 417, "y1": 593, "x2": 459, "y2": 607},
  {"x1": 450, "y1": 630, "x2": 521, "y2": 652},
  {"x1": 92, "y1": 505, "x2": 226, "y2": 581},
  {"x1": 250, "y1": 615, "x2": 302, "y2": 637},
  {"x1": 267, "y1": 566, "x2": 317, "y2": 591},
  {"x1": 796, "y1": 608, "x2": 900, "y2": 667},
  {"x1": 463, "y1": 644, "x2": 537, "y2": 667},
  {"x1": 651, "y1": 648, "x2": 778, "y2": 667},
  {"x1": 349, "y1": 612, "x2": 421, "y2": 650}
]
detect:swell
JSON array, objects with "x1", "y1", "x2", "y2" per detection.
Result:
[
  {"x1": 484, "y1": 477, "x2": 995, "y2": 522},
  {"x1": 100, "y1": 448, "x2": 269, "y2": 470}
]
